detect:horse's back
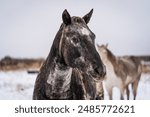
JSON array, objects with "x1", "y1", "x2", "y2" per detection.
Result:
[
  {"x1": 121, "y1": 56, "x2": 142, "y2": 74},
  {"x1": 119, "y1": 56, "x2": 142, "y2": 84}
]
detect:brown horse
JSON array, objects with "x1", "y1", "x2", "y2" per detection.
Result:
[
  {"x1": 32, "y1": 9, "x2": 106, "y2": 100},
  {"x1": 97, "y1": 44, "x2": 142, "y2": 100}
]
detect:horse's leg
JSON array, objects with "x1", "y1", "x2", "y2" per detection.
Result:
[
  {"x1": 108, "y1": 88, "x2": 113, "y2": 100},
  {"x1": 104, "y1": 84, "x2": 113, "y2": 100},
  {"x1": 126, "y1": 85, "x2": 130, "y2": 100},
  {"x1": 96, "y1": 92, "x2": 104, "y2": 100},
  {"x1": 95, "y1": 82, "x2": 104, "y2": 100},
  {"x1": 120, "y1": 87, "x2": 124, "y2": 100},
  {"x1": 120, "y1": 93, "x2": 124, "y2": 100},
  {"x1": 132, "y1": 80, "x2": 139, "y2": 100}
]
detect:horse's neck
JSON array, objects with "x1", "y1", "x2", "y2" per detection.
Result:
[
  {"x1": 103, "y1": 51, "x2": 121, "y2": 79},
  {"x1": 103, "y1": 53, "x2": 117, "y2": 71},
  {"x1": 108, "y1": 51, "x2": 117, "y2": 64}
]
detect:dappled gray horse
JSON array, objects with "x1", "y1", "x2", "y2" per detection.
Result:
[
  {"x1": 97, "y1": 44, "x2": 142, "y2": 100},
  {"x1": 33, "y1": 9, "x2": 106, "y2": 100}
]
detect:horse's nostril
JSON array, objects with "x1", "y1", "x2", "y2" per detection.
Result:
[
  {"x1": 94, "y1": 65, "x2": 106, "y2": 77},
  {"x1": 94, "y1": 67, "x2": 101, "y2": 75}
]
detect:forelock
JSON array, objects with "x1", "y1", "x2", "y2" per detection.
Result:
[
  {"x1": 62, "y1": 17, "x2": 95, "y2": 44},
  {"x1": 72, "y1": 17, "x2": 85, "y2": 24}
]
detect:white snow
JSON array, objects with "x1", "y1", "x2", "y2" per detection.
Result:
[
  {"x1": 0, "y1": 71, "x2": 37, "y2": 100},
  {"x1": 0, "y1": 71, "x2": 150, "y2": 100}
]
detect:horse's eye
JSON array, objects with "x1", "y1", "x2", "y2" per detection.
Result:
[{"x1": 72, "y1": 37, "x2": 79, "y2": 44}]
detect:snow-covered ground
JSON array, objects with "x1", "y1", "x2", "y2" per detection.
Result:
[
  {"x1": 0, "y1": 71, "x2": 36, "y2": 100},
  {"x1": 0, "y1": 71, "x2": 150, "y2": 100}
]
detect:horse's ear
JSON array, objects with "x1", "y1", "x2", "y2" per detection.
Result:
[
  {"x1": 62, "y1": 9, "x2": 71, "y2": 25},
  {"x1": 82, "y1": 9, "x2": 93, "y2": 24},
  {"x1": 105, "y1": 43, "x2": 108, "y2": 48},
  {"x1": 97, "y1": 44, "x2": 100, "y2": 48}
]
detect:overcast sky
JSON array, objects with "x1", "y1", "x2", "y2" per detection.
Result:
[{"x1": 0, "y1": 0, "x2": 150, "y2": 59}]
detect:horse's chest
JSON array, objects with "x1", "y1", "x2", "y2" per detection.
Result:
[
  {"x1": 46, "y1": 66, "x2": 72, "y2": 99},
  {"x1": 104, "y1": 61, "x2": 122, "y2": 87}
]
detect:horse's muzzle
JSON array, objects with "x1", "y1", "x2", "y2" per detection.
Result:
[
  {"x1": 92, "y1": 64, "x2": 106, "y2": 81},
  {"x1": 95, "y1": 64, "x2": 106, "y2": 77}
]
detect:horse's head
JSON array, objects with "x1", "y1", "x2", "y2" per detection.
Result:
[
  {"x1": 59, "y1": 9, "x2": 106, "y2": 81},
  {"x1": 97, "y1": 44, "x2": 112, "y2": 63}
]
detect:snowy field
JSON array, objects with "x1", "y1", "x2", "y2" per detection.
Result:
[{"x1": 0, "y1": 71, "x2": 150, "y2": 100}]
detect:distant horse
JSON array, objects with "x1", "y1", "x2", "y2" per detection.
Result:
[
  {"x1": 97, "y1": 44, "x2": 142, "y2": 100},
  {"x1": 33, "y1": 9, "x2": 106, "y2": 100}
]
